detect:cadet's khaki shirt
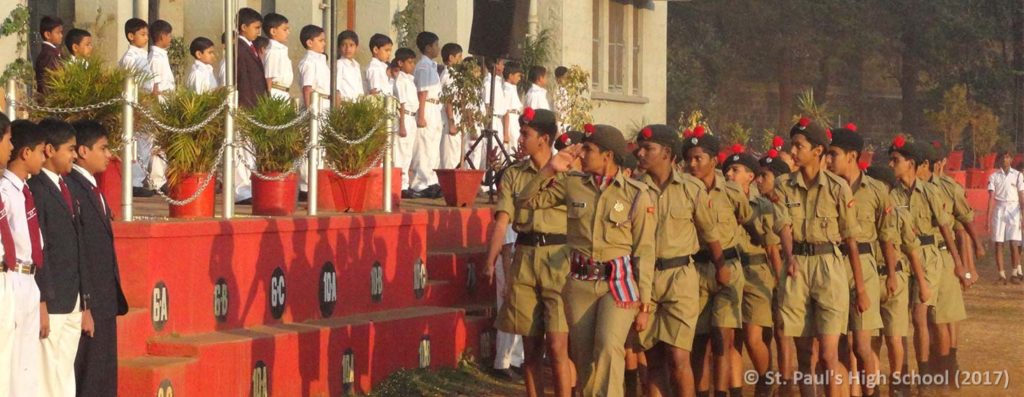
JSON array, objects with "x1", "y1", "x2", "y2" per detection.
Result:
[
  {"x1": 934, "y1": 175, "x2": 975, "y2": 229},
  {"x1": 738, "y1": 190, "x2": 780, "y2": 256},
  {"x1": 850, "y1": 173, "x2": 897, "y2": 246},
  {"x1": 705, "y1": 173, "x2": 753, "y2": 250},
  {"x1": 518, "y1": 169, "x2": 657, "y2": 303},
  {"x1": 890, "y1": 178, "x2": 954, "y2": 240},
  {"x1": 496, "y1": 159, "x2": 568, "y2": 235},
  {"x1": 641, "y1": 169, "x2": 718, "y2": 259},
  {"x1": 772, "y1": 170, "x2": 860, "y2": 243},
  {"x1": 884, "y1": 204, "x2": 922, "y2": 262}
]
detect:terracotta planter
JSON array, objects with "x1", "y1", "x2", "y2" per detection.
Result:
[
  {"x1": 250, "y1": 172, "x2": 299, "y2": 216},
  {"x1": 980, "y1": 153, "x2": 997, "y2": 170},
  {"x1": 330, "y1": 172, "x2": 372, "y2": 212},
  {"x1": 95, "y1": 157, "x2": 123, "y2": 221},
  {"x1": 435, "y1": 169, "x2": 485, "y2": 207},
  {"x1": 168, "y1": 173, "x2": 216, "y2": 219},
  {"x1": 946, "y1": 151, "x2": 964, "y2": 172},
  {"x1": 316, "y1": 169, "x2": 337, "y2": 212},
  {"x1": 364, "y1": 167, "x2": 403, "y2": 211}
]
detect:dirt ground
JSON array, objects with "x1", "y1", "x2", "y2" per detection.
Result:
[{"x1": 374, "y1": 254, "x2": 1024, "y2": 397}]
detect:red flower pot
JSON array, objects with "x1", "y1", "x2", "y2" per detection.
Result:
[
  {"x1": 980, "y1": 153, "x2": 997, "y2": 170},
  {"x1": 946, "y1": 151, "x2": 964, "y2": 171},
  {"x1": 435, "y1": 169, "x2": 485, "y2": 207},
  {"x1": 250, "y1": 172, "x2": 299, "y2": 216},
  {"x1": 329, "y1": 171, "x2": 372, "y2": 212},
  {"x1": 95, "y1": 157, "x2": 123, "y2": 221},
  {"x1": 168, "y1": 173, "x2": 216, "y2": 219},
  {"x1": 946, "y1": 170, "x2": 967, "y2": 187},
  {"x1": 364, "y1": 167, "x2": 403, "y2": 211},
  {"x1": 316, "y1": 170, "x2": 338, "y2": 212}
]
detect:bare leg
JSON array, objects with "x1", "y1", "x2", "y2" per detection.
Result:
[
  {"x1": 546, "y1": 332, "x2": 572, "y2": 397},
  {"x1": 818, "y1": 334, "x2": 850, "y2": 397}
]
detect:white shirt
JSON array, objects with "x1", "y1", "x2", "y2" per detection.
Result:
[
  {"x1": 483, "y1": 74, "x2": 506, "y2": 130},
  {"x1": 440, "y1": 66, "x2": 460, "y2": 125},
  {"x1": 503, "y1": 82, "x2": 522, "y2": 135},
  {"x1": 218, "y1": 59, "x2": 227, "y2": 86},
  {"x1": 40, "y1": 168, "x2": 63, "y2": 192},
  {"x1": 298, "y1": 50, "x2": 331, "y2": 106},
  {"x1": 366, "y1": 58, "x2": 390, "y2": 95},
  {"x1": 988, "y1": 167, "x2": 1024, "y2": 202},
  {"x1": 0, "y1": 170, "x2": 43, "y2": 265},
  {"x1": 336, "y1": 58, "x2": 364, "y2": 101},
  {"x1": 523, "y1": 84, "x2": 550, "y2": 111},
  {"x1": 149, "y1": 46, "x2": 176, "y2": 94},
  {"x1": 187, "y1": 60, "x2": 219, "y2": 94},
  {"x1": 413, "y1": 55, "x2": 441, "y2": 101},
  {"x1": 395, "y1": 71, "x2": 418, "y2": 130},
  {"x1": 263, "y1": 39, "x2": 293, "y2": 99},
  {"x1": 119, "y1": 45, "x2": 151, "y2": 91}
]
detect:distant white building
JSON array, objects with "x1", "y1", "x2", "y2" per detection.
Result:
[{"x1": 20, "y1": 0, "x2": 667, "y2": 131}]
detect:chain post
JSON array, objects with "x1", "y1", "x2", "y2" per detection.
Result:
[
  {"x1": 308, "y1": 95, "x2": 320, "y2": 216},
  {"x1": 383, "y1": 96, "x2": 393, "y2": 213},
  {"x1": 122, "y1": 77, "x2": 136, "y2": 221}
]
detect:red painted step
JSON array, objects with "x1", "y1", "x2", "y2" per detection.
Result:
[
  {"x1": 424, "y1": 207, "x2": 494, "y2": 250},
  {"x1": 116, "y1": 308, "x2": 151, "y2": 358},
  {"x1": 121, "y1": 306, "x2": 469, "y2": 396}
]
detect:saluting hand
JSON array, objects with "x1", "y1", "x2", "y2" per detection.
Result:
[{"x1": 545, "y1": 144, "x2": 582, "y2": 174}]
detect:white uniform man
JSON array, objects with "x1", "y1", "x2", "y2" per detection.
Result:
[
  {"x1": 407, "y1": 32, "x2": 443, "y2": 198},
  {"x1": 986, "y1": 151, "x2": 1024, "y2": 282}
]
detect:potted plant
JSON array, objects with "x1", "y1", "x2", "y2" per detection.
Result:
[
  {"x1": 37, "y1": 56, "x2": 150, "y2": 220},
  {"x1": 321, "y1": 96, "x2": 390, "y2": 212},
  {"x1": 148, "y1": 87, "x2": 227, "y2": 218},
  {"x1": 238, "y1": 96, "x2": 306, "y2": 216},
  {"x1": 435, "y1": 59, "x2": 487, "y2": 207}
]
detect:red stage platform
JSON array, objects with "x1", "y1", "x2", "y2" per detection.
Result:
[{"x1": 114, "y1": 202, "x2": 496, "y2": 396}]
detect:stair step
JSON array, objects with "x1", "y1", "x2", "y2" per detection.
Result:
[
  {"x1": 424, "y1": 207, "x2": 494, "y2": 250},
  {"x1": 425, "y1": 246, "x2": 488, "y2": 281},
  {"x1": 117, "y1": 308, "x2": 152, "y2": 358}
]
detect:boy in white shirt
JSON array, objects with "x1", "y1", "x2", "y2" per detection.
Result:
[
  {"x1": 523, "y1": 66, "x2": 551, "y2": 111},
  {"x1": 187, "y1": 37, "x2": 219, "y2": 94},
  {"x1": 553, "y1": 66, "x2": 570, "y2": 132},
  {"x1": 148, "y1": 20, "x2": 176, "y2": 97},
  {"x1": 0, "y1": 114, "x2": 14, "y2": 397},
  {"x1": 118, "y1": 18, "x2": 156, "y2": 197},
  {"x1": 501, "y1": 62, "x2": 524, "y2": 154},
  {"x1": 439, "y1": 43, "x2": 463, "y2": 169},
  {"x1": 987, "y1": 151, "x2": 1024, "y2": 282},
  {"x1": 365, "y1": 34, "x2": 394, "y2": 96},
  {"x1": 262, "y1": 13, "x2": 293, "y2": 100},
  {"x1": 336, "y1": 30, "x2": 364, "y2": 101},
  {"x1": 393, "y1": 49, "x2": 419, "y2": 194},
  {"x1": 482, "y1": 58, "x2": 506, "y2": 139},
  {"x1": 408, "y1": 32, "x2": 443, "y2": 198},
  {"x1": 298, "y1": 25, "x2": 331, "y2": 195},
  {"x1": 63, "y1": 28, "x2": 93, "y2": 61}
]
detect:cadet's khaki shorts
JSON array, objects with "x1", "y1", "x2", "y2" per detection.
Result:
[
  {"x1": 743, "y1": 262, "x2": 776, "y2": 328},
  {"x1": 911, "y1": 246, "x2": 943, "y2": 308},
  {"x1": 640, "y1": 263, "x2": 700, "y2": 350},
  {"x1": 496, "y1": 244, "x2": 571, "y2": 336},
  {"x1": 779, "y1": 253, "x2": 850, "y2": 337},
  {"x1": 879, "y1": 266, "x2": 910, "y2": 337},
  {"x1": 848, "y1": 254, "x2": 883, "y2": 331},
  {"x1": 933, "y1": 248, "x2": 967, "y2": 324},
  {"x1": 712, "y1": 259, "x2": 744, "y2": 329}
]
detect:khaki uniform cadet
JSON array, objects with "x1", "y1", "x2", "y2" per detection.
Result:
[
  {"x1": 828, "y1": 128, "x2": 887, "y2": 334},
  {"x1": 772, "y1": 125, "x2": 860, "y2": 338},
  {"x1": 494, "y1": 112, "x2": 570, "y2": 338},
  {"x1": 680, "y1": 129, "x2": 751, "y2": 334},
  {"x1": 865, "y1": 165, "x2": 919, "y2": 339},
  {"x1": 517, "y1": 124, "x2": 655, "y2": 397},
  {"x1": 722, "y1": 152, "x2": 779, "y2": 331},
  {"x1": 635, "y1": 125, "x2": 720, "y2": 351},
  {"x1": 917, "y1": 144, "x2": 968, "y2": 326}
]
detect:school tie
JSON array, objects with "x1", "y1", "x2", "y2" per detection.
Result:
[
  {"x1": 0, "y1": 199, "x2": 17, "y2": 267},
  {"x1": 59, "y1": 176, "x2": 74, "y2": 217},
  {"x1": 22, "y1": 185, "x2": 43, "y2": 267}
]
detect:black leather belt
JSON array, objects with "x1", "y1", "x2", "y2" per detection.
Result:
[
  {"x1": 694, "y1": 246, "x2": 741, "y2": 263},
  {"x1": 919, "y1": 234, "x2": 948, "y2": 250},
  {"x1": 571, "y1": 262, "x2": 610, "y2": 279},
  {"x1": 515, "y1": 232, "x2": 567, "y2": 247},
  {"x1": 741, "y1": 252, "x2": 768, "y2": 266},
  {"x1": 655, "y1": 255, "x2": 692, "y2": 271},
  {"x1": 878, "y1": 263, "x2": 905, "y2": 274},
  {"x1": 840, "y1": 242, "x2": 875, "y2": 257},
  {"x1": 792, "y1": 241, "x2": 838, "y2": 257}
]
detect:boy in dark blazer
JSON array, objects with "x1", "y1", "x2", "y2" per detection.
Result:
[
  {"x1": 34, "y1": 16, "x2": 65, "y2": 95},
  {"x1": 69, "y1": 120, "x2": 127, "y2": 397},
  {"x1": 31, "y1": 118, "x2": 92, "y2": 396},
  {"x1": 236, "y1": 8, "x2": 267, "y2": 108}
]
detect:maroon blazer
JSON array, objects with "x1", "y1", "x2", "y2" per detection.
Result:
[
  {"x1": 34, "y1": 43, "x2": 63, "y2": 94},
  {"x1": 236, "y1": 37, "x2": 268, "y2": 108}
]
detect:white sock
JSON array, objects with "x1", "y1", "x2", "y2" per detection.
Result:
[
  {"x1": 1000, "y1": 270, "x2": 1007, "y2": 279},
  {"x1": 1014, "y1": 265, "x2": 1023, "y2": 276}
]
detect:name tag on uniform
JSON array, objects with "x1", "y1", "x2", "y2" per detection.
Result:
[
  {"x1": 571, "y1": 202, "x2": 587, "y2": 208},
  {"x1": 785, "y1": 201, "x2": 802, "y2": 208}
]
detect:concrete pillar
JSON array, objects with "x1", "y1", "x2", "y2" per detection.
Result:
[
  {"x1": 423, "y1": 0, "x2": 472, "y2": 49},
  {"x1": 182, "y1": 0, "x2": 225, "y2": 55},
  {"x1": 275, "y1": 0, "x2": 322, "y2": 64},
  {"x1": 76, "y1": 0, "x2": 134, "y2": 66},
  {"x1": 353, "y1": 0, "x2": 404, "y2": 63}
]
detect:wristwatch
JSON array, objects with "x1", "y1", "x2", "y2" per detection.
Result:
[{"x1": 964, "y1": 272, "x2": 973, "y2": 280}]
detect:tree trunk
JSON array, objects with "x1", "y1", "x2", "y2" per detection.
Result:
[{"x1": 777, "y1": 50, "x2": 794, "y2": 135}]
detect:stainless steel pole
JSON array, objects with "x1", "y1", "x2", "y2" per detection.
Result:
[
  {"x1": 383, "y1": 95, "x2": 393, "y2": 213},
  {"x1": 223, "y1": 0, "x2": 237, "y2": 218},
  {"x1": 308, "y1": 95, "x2": 321, "y2": 216},
  {"x1": 122, "y1": 78, "x2": 136, "y2": 221},
  {"x1": 326, "y1": 0, "x2": 337, "y2": 108}
]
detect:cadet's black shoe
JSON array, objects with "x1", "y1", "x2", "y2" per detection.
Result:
[
  {"x1": 298, "y1": 191, "x2": 309, "y2": 202},
  {"x1": 133, "y1": 187, "x2": 154, "y2": 197}
]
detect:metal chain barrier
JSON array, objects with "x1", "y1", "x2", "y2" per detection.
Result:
[
  {"x1": 232, "y1": 107, "x2": 312, "y2": 131},
  {"x1": 133, "y1": 100, "x2": 230, "y2": 134},
  {"x1": 13, "y1": 97, "x2": 125, "y2": 114},
  {"x1": 318, "y1": 115, "x2": 389, "y2": 145},
  {"x1": 131, "y1": 137, "x2": 229, "y2": 206},
  {"x1": 327, "y1": 142, "x2": 391, "y2": 180}
]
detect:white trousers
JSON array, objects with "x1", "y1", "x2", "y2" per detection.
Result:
[
  {"x1": 409, "y1": 105, "x2": 443, "y2": 191},
  {"x1": 9, "y1": 272, "x2": 40, "y2": 396},
  {"x1": 132, "y1": 135, "x2": 167, "y2": 190},
  {"x1": 394, "y1": 115, "x2": 419, "y2": 191},
  {"x1": 235, "y1": 144, "x2": 255, "y2": 200},
  {"x1": 40, "y1": 298, "x2": 81, "y2": 397},
  {"x1": 440, "y1": 116, "x2": 464, "y2": 170},
  {"x1": 0, "y1": 273, "x2": 15, "y2": 396},
  {"x1": 991, "y1": 201, "x2": 1023, "y2": 243},
  {"x1": 494, "y1": 241, "x2": 524, "y2": 369}
]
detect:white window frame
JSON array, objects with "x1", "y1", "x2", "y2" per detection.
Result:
[{"x1": 591, "y1": 0, "x2": 646, "y2": 102}]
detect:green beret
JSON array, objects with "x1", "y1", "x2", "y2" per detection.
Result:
[
  {"x1": 582, "y1": 124, "x2": 629, "y2": 161},
  {"x1": 635, "y1": 124, "x2": 679, "y2": 152},
  {"x1": 789, "y1": 117, "x2": 831, "y2": 148}
]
